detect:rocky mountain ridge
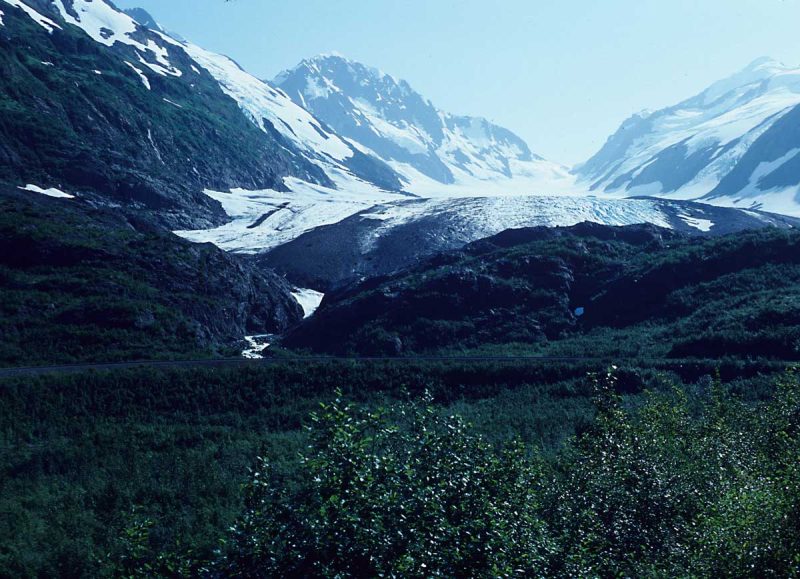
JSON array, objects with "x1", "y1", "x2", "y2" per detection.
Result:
[{"x1": 576, "y1": 57, "x2": 800, "y2": 216}]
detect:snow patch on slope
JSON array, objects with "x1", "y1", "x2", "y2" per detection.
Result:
[
  {"x1": 741, "y1": 147, "x2": 800, "y2": 194},
  {"x1": 291, "y1": 288, "x2": 325, "y2": 318},
  {"x1": 677, "y1": 214, "x2": 714, "y2": 232},
  {"x1": 19, "y1": 184, "x2": 75, "y2": 199},
  {"x1": 52, "y1": 0, "x2": 181, "y2": 77},
  {"x1": 351, "y1": 96, "x2": 431, "y2": 156},
  {"x1": 703, "y1": 147, "x2": 800, "y2": 216},
  {"x1": 700, "y1": 187, "x2": 800, "y2": 217},
  {"x1": 124, "y1": 61, "x2": 150, "y2": 90},
  {"x1": 1, "y1": 0, "x2": 61, "y2": 32},
  {"x1": 181, "y1": 42, "x2": 354, "y2": 164}
]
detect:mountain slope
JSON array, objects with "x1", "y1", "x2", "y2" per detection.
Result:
[
  {"x1": 283, "y1": 223, "x2": 800, "y2": 358},
  {"x1": 274, "y1": 54, "x2": 571, "y2": 195},
  {"x1": 180, "y1": 44, "x2": 403, "y2": 193},
  {"x1": 0, "y1": 0, "x2": 401, "y2": 229},
  {"x1": 0, "y1": 185, "x2": 302, "y2": 365},
  {"x1": 576, "y1": 58, "x2": 800, "y2": 215},
  {"x1": 256, "y1": 195, "x2": 798, "y2": 290},
  {"x1": 0, "y1": 0, "x2": 336, "y2": 227}
]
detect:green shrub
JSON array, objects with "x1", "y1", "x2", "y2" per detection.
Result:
[{"x1": 222, "y1": 391, "x2": 554, "y2": 577}]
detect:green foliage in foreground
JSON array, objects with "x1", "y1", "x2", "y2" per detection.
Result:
[
  {"x1": 0, "y1": 361, "x2": 605, "y2": 578},
  {"x1": 126, "y1": 370, "x2": 800, "y2": 578},
  {"x1": 225, "y1": 395, "x2": 551, "y2": 577}
]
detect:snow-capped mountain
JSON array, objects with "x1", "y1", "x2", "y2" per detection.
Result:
[
  {"x1": 0, "y1": 0, "x2": 404, "y2": 228},
  {"x1": 5, "y1": 0, "x2": 796, "y2": 270},
  {"x1": 180, "y1": 43, "x2": 403, "y2": 193},
  {"x1": 273, "y1": 54, "x2": 571, "y2": 195},
  {"x1": 576, "y1": 57, "x2": 800, "y2": 216}
]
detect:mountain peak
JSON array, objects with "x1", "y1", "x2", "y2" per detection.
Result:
[
  {"x1": 697, "y1": 56, "x2": 795, "y2": 106},
  {"x1": 743, "y1": 56, "x2": 786, "y2": 72},
  {"x1": 287, "y1": 53, "x2": 407, "y2": 91},
  {"x1": 308, "y1": 51, "x2": 349, "y2": 63},
  {"x1": 122, "y1": 7, "x2": 164, "y2": 32},
  {"x1": 273, "y1": 55, "x2": 565, "y2": 192}
]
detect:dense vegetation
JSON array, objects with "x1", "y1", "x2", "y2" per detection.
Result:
[
  {"x1": 286, "y1": 222, "x2": 800, "y2": 360},
  {"x1": 3, "y1": 196, "x2": 800, "y2": 576},
  {"x1": 5, "y1": 202, "x2": 800, "y2": 368},
  {"x1": 205, "y1": 371, "x2": 800, "y2": 577},
  {"x1": 0, "y1": 359, "x2": 791, "y2": 577},
  {"x1": 0, "y1": 189, "x2": 301, "y2": 365}
]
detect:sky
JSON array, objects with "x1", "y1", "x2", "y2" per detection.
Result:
[{"x1": 115, "y1": 0, "x2": 800, "y2": 166}]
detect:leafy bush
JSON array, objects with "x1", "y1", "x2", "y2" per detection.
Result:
[
  {"x1": 183, "y1": 369, "x2": 800, "y2": 577},
  {"x1": 222, "y1": 391, "x2": 554, "y2": 577}
]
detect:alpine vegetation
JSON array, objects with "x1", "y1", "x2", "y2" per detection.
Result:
[{"x1": 2, "y1": 0, "x2": 800, "y2": 577}]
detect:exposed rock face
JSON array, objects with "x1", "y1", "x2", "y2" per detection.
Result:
[{"x1": 273, "y1": 54, "x2": 566, "y2": 190}]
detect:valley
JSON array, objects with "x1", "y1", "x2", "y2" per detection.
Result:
[{"x1": 1, "y1": 0, "x2": 799, "y2": 576}]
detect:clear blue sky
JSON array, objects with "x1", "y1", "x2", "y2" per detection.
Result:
[{"x1": 115, "y1": 0, "x2": 800, "y2": 166}]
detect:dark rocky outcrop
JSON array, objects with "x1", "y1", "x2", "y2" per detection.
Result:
[{"x1": 284, "y1": 221, "x2": 800, "y2": 356}]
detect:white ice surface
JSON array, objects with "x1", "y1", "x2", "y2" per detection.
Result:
[
  {"x1": 177, "y1": 177, "x2": 672, "y2": 255},
  {"x1": 19, "y1": 184, "x2": 75, "y2": 199},
  {"x1": 291, "y1": 288, "x2": 325, "y2": 318},
  {"x1": 1, "y1": 0, "x2": 61, "y2": 32},
  {"x1": 175, "y1": 172, "x2": 408, "y2": 253},
  {"x1": 356, "y1": 195, "x2": 672, "y2": 253}
]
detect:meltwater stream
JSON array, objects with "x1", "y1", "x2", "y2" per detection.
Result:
[{"x1": 242, "y1": 288, "x2": 325, "y2": 359}]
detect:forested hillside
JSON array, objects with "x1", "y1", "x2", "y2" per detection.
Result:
[
  {"x1": 286, "y1": 222, "x2": 800, "y2": 360},
  {"x1": 0, "y1": 187, "x2": 301, "y2": 365}
]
